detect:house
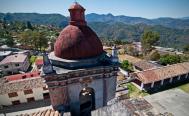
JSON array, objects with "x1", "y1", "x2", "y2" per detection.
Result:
[
  {"x1": 0, "y1": 54, "x2": 30, "y2": 75},
  {"x1": 131, "y1": 62, "x2": 189, "y2": 90},
  {"x1": 0, "y1": 71, "x2": 49, "y2": 106}
]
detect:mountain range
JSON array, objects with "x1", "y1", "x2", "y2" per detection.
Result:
[
  {"x1": 86, "y1": 13, "x2": 189, "y2": 30},
  {"x1": 1, "y1": 13, "x2": 189, "y2": 29},
  {"x1": 0, "y1": 13, "x2": 189, "y2": 49}
]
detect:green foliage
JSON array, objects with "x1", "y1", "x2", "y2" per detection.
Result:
[
  {"x1": 18, "y1": 30, "x2": 48, "y2": 50},
  {"x1": 26, "y1": 21, "x2": 33, "y2": 30},
  {"x1": 1, "y1": 13, "x2": 189, "y2": 50},
  {"x1": 180, "y1": 54, "x2": 189, "y2": 62},
  {"x1": 113, "y1": 40, "x2": 129, "y2": 45},
  {"x1": 30, "y1": 56, "x2": 37, "y2": 64},
  {"x1": 178, "y1": 83, "x2": 189, "y2": 93},
  {"x1": 89, "y1": 22, "x2": 189, "y2": 50},
  {"x1": 1, "y1": 13, "x2": 68, "y2": 27},
  {"x1": 121, "y1": 60, "x2": 133, "y2": 72},
  {"x1": 4, "y1": 36, "x2": 14, "y2": 47},
  {"x1": 125, "y1": 83, "x2": 149, "y2": 98},
  {"x1": 142, "y1": 31, "x2": 160, "y2": 45},
  {"x1": 141, "y1": 31, "x2": 160, "y2": 54},
  {"x1": 159, "y1": 54, "x2": 181, "y2": 65},
  {"x1": 183, "y1": 44, "x2": 189, "y2": 52},
  {"x1": 0, "y1": 27, "x2": 14, "y2": 46}
]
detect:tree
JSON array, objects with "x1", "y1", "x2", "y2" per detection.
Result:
[
  {"x1": 183, "y1": 44, "x2": 189, "y2": 53},
  {"x1": 141, "y1": 31, "x2": 160, "y2": 55},
  {"x1": 18, "y1": 30, "x2": 48, "y2": 50},
  {"x1": 4, "y1": 36, "x2": 14, "y2": 47},
  {"x1": 32, "y1": 31, "x2": 48, "y2": 51},
  {"x1": 0, "y1": 28, "x2": 14, "y2": 47},
  {"x1": 18, "y1": 30, "x2": 32, "y2": 48},
  {"x1": 26, "y1": 21, "x2": 33, "y2": 30},
  {"x1": 121, "y1": 60, "x2": 133, "y2": 72},
  {"x1": 159, "y1": 54, "x2": 181, "y2": 65}
]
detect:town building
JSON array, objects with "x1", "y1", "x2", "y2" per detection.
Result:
[
  {"x1": 119, "y1": 52, "x2": 162, "y2": 70},
  {"x1": 41, "y1": 2, "x2": 118, "y2": 116},
  {"x1": 0, "y1": 54, "x2": 30, "y2": 75},
  {"x1": 0, "y1": 71, "x2": 49, "y2": 106},
  {"x1": 131, "y1": 62, "x2": 189, "y2": 90}
]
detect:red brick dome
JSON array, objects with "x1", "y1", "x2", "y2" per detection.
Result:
[{"x1": 54, "y1": 3, "x2": 103, "y2": 60}]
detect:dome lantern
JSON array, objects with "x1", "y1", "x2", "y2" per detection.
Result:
[{"x1": 69, "y1": 2, "x2": 87, "y2": 26}]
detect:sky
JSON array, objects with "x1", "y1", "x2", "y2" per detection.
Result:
[{"x1": 0, "y1": 0, "x2": 189, "y2": 19}]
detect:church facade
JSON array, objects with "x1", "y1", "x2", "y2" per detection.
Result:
[{"x1": 41, "y1": 2, "x2": 118, "y2": 115}]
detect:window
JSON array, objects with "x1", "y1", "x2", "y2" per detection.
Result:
[
  {"x1": 15, "y1": 64, "x2": 20, "y2": 67},
  {"x1": 12, "y1": 100, "x2": 20, "y2": 105},
  {"x1": 24, "y1": 89, "x2": 33, "y2": 95},
  {"x1": 27, "y1": 97, "x2": 35, "y2": 103},
  {"x1": 4, "y1": 65, "x2": 8, "y2": 69},
  {"x1": 43, "y1": 93, "x2": 50, "y2": 99},
  {"x1": 8, "y1": 92, "x2": 18, "y2": 98}
]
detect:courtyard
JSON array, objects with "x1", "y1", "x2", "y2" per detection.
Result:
[{"x1": 144, "y1": 89, "x2": 189, "y2": 116}]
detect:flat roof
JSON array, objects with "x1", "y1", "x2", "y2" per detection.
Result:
[
  {"x1": 0, "y1": 54, "x2": 27, "y2": 65},
  {"x1": 134, "y1": 60, "x2": 159, "y2": 71},
  {"x1": 144, "y1": 89, "x2": 189, "y2": 116}
]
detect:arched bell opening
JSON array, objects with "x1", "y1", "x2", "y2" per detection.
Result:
[{"x1": 79, "y1": 87, "x2": 95, "y2": 116}]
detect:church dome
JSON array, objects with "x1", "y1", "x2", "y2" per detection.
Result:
[{"x1": 54, "y1": 2, "x2": 103, "y2": 60}]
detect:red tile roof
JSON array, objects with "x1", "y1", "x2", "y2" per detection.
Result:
[
  {"x1": 0, "y1": 76, "x2": 45, "y2": 95},
  {"x1": 0, "y1": 54, "x2": 27, "y2": 65},
  {"x1": 5, "y1": 71, "x2": 40, "y2": 82},
  {"x1": 18, "y1": 109, "x2": 61, "y2": 116},
  {"x1": 131, "y1": 62, "x2": 189, "y2": 84}
]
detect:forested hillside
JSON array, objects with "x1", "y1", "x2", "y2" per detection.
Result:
[
  {"x1": 0, "y1": 13, "x2": 189, "y2": 49},
  {"x1": 89, "y1": 22, "x2": 189, "y2": 48}
]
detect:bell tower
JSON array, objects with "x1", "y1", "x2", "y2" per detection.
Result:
[{"x1": 42, "y1": 2, "x2": 118, "y2": 116}]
